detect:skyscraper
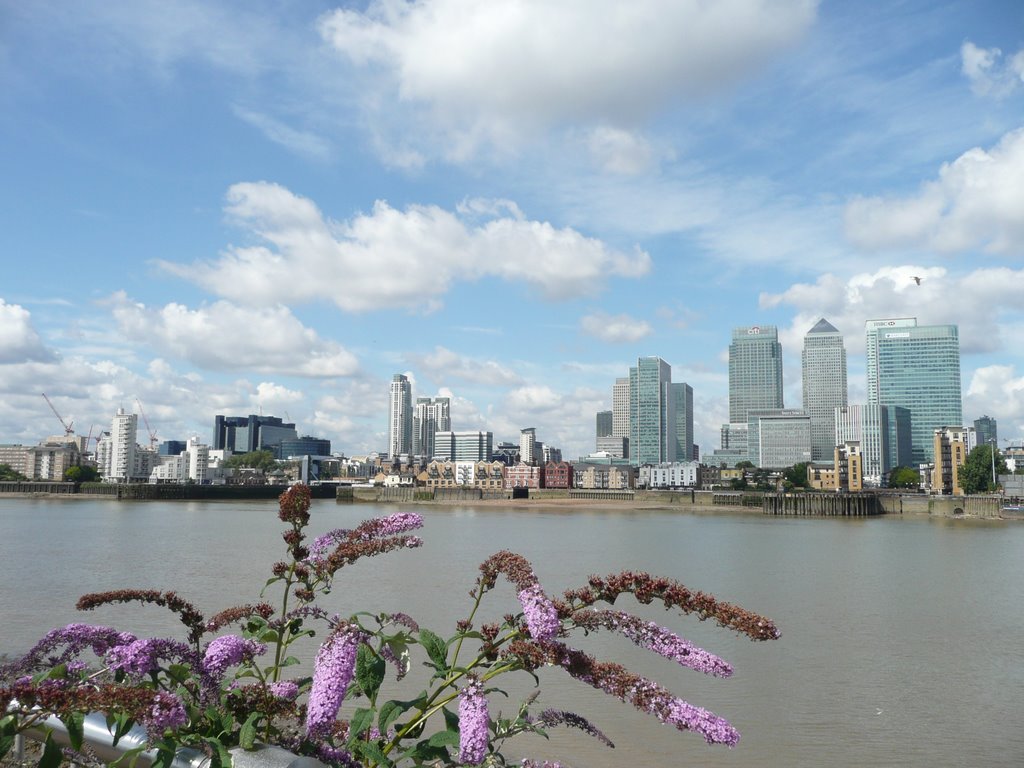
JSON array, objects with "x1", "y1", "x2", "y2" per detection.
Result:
[
  {"x1": 671, "y1": 382, "x2": 694, "y2": 462},
  {"x1": 729, "y1": 326, "x2": 783, "y2": 423},
  {"x1": 520, "y1": 427, "x2": 538, "y2": 465},
  {"x1": 107, "y1": 407, "x2": 138, "y2": 482},
  {"x1": 974, "y1": 415, "x2": 997, "y2": 449},
  {"x1": 596, "y1": 410, "x2": 613, "y2": 439},
  {"x1": 612, "y1": 377, "x2": 630, "y2": 439},
  {"x1": 413, "y1": 396, "x2": 451, "y2": 458},
  {"x1": 802, "y1": 318, "x2": 847, "y2": 462},
  {"x1": 629, "y1": 356, "x2": 673, "y2": 466},
  {"x1": 388, "y1": 374, "x2": 413, "y2": 457},
  {"x1": 865, "y1": 319, "x2": 962, "y2": 465}
]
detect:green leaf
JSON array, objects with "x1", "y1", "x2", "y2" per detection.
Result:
[
  {"x1": 110, "y1": 714, "x2": 137, "y2": 749},
  {"x1": 356, "y1": 645, "x2": 386, "y2": 704},
  {"x1": 355, "y1": 740, "x2": 392, "y2": 767},
  {"x1": 411, "y1": 739, "x2": 448, "y2": 761},
  {"x1": 418, "y1": 628, "x2": 448, "y2": 671},
  {"x1": 39, "y1": 733, "x2": 63, "y2": 768},
  {"x1": 279, "y1": 655, "x2": 300, "y2": 668},
  {"x1": 442, "y1": 706, "x2": 460, "y2": 733},
  {"x1": 167, "y1": 664, "x2": 192, "y2": 685},
  {"x1": 0, "y1": 716, "x2": 14, "y2": 761},
  {"x1": 110, "y1": 745, "x2": 147, "y2": 768},
  {"x1": 259, "y1": 628, "x2": 280, "y2": 643},
  {"x1": 61, "y1": 710, "x2": 86, "y2": 750},
  {"x1": 39, "y1": 663, "x2": 68, "y2": 682},
  {"x1": 239, "y1": 712, "x2": 260, "y2": 750},
  {"x1": 427, "y1": 729, "x2": 460, "y2": 748},
  {"x1": 349, "y1": 707, "x2": 374, "y2": 742},
  {"x1": 378, "y1": 700, "x2": 406, "y2": 734}
]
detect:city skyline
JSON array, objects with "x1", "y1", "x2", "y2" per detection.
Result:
[{"x1": 2, "y1": 1, "x2": 1023, "y2": 461}]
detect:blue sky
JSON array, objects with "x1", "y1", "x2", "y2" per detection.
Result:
[{"x1": 2, "y1": 0, "x2": 1023, "y2": 460}]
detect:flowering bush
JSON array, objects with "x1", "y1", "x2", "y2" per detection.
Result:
[{"x1": 0, "y1": 484, "x2": 779, "y2": 767}]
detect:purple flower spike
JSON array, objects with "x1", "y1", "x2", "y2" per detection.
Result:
[
  {"x1": 306, "y1": 624, "x2": 364, "y2": 740},
  {"x1": 665, "y1": 697, "x2": 740, "y2": 747},
  {"x1": 202, "y1": 635, "x2": 266, "y2": 681},
  {"x1": 106, "y1": 637, "x2": 194, "y2": 677},
  {"x1": 458, "y1": 678, "x2": 489, "y2": 765},
  {"x1": 143, "y1": 691, "x2": 187, "y2": 738},
  {"x1": 517, "y1": 585, "x2": 560, "y2": 641},
  {"x1": 268, "y1": 680, "x2": 300, "y2": 701},
  {"x1": 309, "y1": 528, "x2": 351, "y2": 562},
  {"x1": 356, "y1": 512, "x2": 424, "y2": 541}
]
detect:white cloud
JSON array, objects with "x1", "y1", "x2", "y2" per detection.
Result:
[
  {"x1": 159, "y1": 182, "x2": 650, "y2": 311},
  {"x1": 961, "y1": 41, "x2": 1024, "y2": 98},
  {"x1": 0, "y1": 299, "x2": 57, "y2": 364},
  {"x1": 107, "y1": 292, "x2": 359, "y2": 377},
  {"x1": 407, "y1": 346, "x2": 523, "y2": 387},
  {"x1": 233, "y1": 107, "x2": 332, "y2": 160},
  {"x1": 586, "y1": 127, "x2": 659, "y2": 175},
  {"x1": 844, "y1": 127, "x2": 1024, "y2": 254},
  {"x1": 965, "y1": 365, "x2": 1024, "y2": 439},
  {"x1": 761, "y1": 264, "x2": 1024, "y2": 357},
  {"x1": 317, "y1": 0, "x2": 817, "y2": 157},
  {"x1": 579, "y1": 312, "x2": 653, "y2": 344}
]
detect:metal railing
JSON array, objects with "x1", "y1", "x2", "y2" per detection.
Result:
[{"x1": 14, "y1": 711, "x2": 324, "y2": 768}]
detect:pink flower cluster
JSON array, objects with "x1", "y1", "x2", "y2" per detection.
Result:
[
  {"x1": 517, "y1": 585, "x2": 560, "y2": 641},
  {"x1": 305, "y1": 624, "x2": 364, "y2": 740}
]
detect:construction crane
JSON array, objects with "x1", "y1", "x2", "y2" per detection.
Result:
[
  {"x1": 41, "y1": 393, "x2": 74, "y2": 438},
  {"x1": 136, "y1": 398, "x2": 158, "y2": 450}
]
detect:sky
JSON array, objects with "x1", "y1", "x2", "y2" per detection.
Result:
[{"x1": 2, "y1": 0, "x2": 1023, "y2": 461}]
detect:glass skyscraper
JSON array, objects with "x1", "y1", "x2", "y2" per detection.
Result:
[
  {"x1": 729, "y1": 326, "x2": 784, "y2": 424},
  {"x1": 865, "y1": 319, "x2": 962, "y2": 465},
  {"x1": 802, "y1": 318, "x2": 847, "y2": 462},
  {"x1": 630, "y1": 357, "x2": 672, "y2": 466},
  {"x1": 387, "y1": 374, "x2": 413, "y2": 457}
]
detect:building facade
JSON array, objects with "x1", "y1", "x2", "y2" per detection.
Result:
[
  {"x1": 596, "y1": 410, "x2": 613, "y2": 440},
  {"x1": 412, "y1": 396, "x2": 451, "y2": 458},
  {"x1": 671, "y1": 382, "x2": 694, "y2": 462},
  {"x1": 212, "y1": 415, "x2": 298, "y2": 456},
  {"x1": 434, "y1": 431, "x2": 494, "y2": 462},
  {"x1": 747, "y1": 409, "x2": 812, "y2": 469},
  {"x1": 866, "y1": 319, "x2": 962, "y2": 465},
  {"x1": 629, "y1": 356, "x2": 673, "y2": 466},
  {"x1": 802, "y1": 318, "x2": 848, "y2": 462},
  {"x1": 729, "y1": 325, "x2": 784, "y2": 423},
  {"x1": 932, "y1": 426, "x2": 975, "y2": 496},
  {"x1": 387, "y1": 374, "x2": 413, "y2": 457},
  {"x1": 520, "y1": 428, "x2": 538, "y2": 465},
  {"x1": 974, "y1": 415, "x2": 997, "y2": 450},
  {"x1": 612, "y1": 377, "x2": 630, "y2": 439}
]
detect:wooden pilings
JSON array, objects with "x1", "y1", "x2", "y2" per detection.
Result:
[{"x1": 762, "y1": 492, "x2": 882, "y2": 516}]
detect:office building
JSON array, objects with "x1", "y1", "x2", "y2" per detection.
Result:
[
  {"x1": 387, "y1": 374, "x2": 413, "y2": 457},
  {"x1": 596, "y1": 410, "x2": 613, "y2": 440},
  {"x1": 629, "y1": 356, "x2": 674, "y2": 466},
  {"x1": 212, "y1": 415, "x2": 298, "y2": 456},
  {"x1": 747, "y1": 409, "x2": 812, "y2": 469},
  {"x1": 671, "y1": 382, "x2": 694, "y2": 462},
  {"x1": 412, "y1": 396, "x2": 451, "y2": 458},
  {"x1": 866, "y1": 319, "x2": 962, "y2": 464},
  {"x1": 520, "y1": 428, "x2": 538, "y2": 465},
  {"x1": 974, "y1": 415, "x2": 997, "y2": 450},
  {"x1": 729, "y1": 325, "x2": 783, "y2": 423},
  {"x1": 802, "y1": 318, "x2": 847, "y2": 462},
  {"x1": 279, "y1": 436, "x2": 332, "y2": 458},
  {"x1": 612, "y1": 377, "x2": 630, "y2": 439},
  {"x1": 434, "y1": 431, "x2": 494, "y2": 462}
]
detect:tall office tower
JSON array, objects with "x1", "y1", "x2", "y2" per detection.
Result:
[
  {"x1": 802, "y1": 319, "x2": 848, "y2": 462},
  {"x1": 629, "y1": 356, "x2": 674, "y2": 466},
  {"x1": 974, "y1": 415, "x2": 997, "y2": 450},
  {"x1": 388, "y1": 374, "x2": 413, "y2": 457},
  {"x1": 612, "y1": 377, "x2": 630, "y2": 438},
  {"x1": 865, "y1": 318, "x2": 917, "y2": 405},
  {"x1": 520, "y1": 427, "x2": 538, "y2": 465},
  {"x1": 596, "y1": 410, "x2": 613, "y2": 440},
  {"x1": 412, "y1": 396, "x2": 451, "y2": 458},
  {"x1": 108, "y1": 407, "x2": 138, "y2": 482},
  {"x1": 747, "y1": 409, "x2": 811, "y2": 468},
  {"x1": 671, "y1": 382, "x2": 694, "y2": 461},
  {"x1": 729, "y1": 326, "x2": 784, "y2": 423},
  {"x1": 866, "y1": 319, "x2": 962, "y2": 465}
]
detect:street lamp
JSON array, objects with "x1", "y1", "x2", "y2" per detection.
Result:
[{"x1": 990, "y1": 438, "x2": 997, "y2": 490}]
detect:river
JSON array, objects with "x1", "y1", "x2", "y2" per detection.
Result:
[{"x1": 1, "y1": 497, "x2": 1022, "y2": 767}]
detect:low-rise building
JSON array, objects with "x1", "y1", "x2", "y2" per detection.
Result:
[
  {"x1": 574, "y1": 463, "x2": 634, "y2": 490},
  {"x1": 640, "y1": 461, "x2": 700, "y2": 489},
  {"x1": 932, "y1": 426, "x2": 974, "y2": 496},
  {"x1": 543, "y1": 461, "x2": 573, "y2": 489},
  {"x1": 807, "y1": 442, "x2": 863, "y2": 492},
  {"x1": 505, "y1": 462, "x2": 543, "y2": 489}
]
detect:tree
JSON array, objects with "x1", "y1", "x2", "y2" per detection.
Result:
[
  {"x1": 959, "y1": 445, "x2": 1008, "y2": 494},
  {"x1": 64, "y1": 465, "x2": 100, "y2": 483},
  {"x1": 783, "y1": 463, "x2": 809, "y2": 490},
  {"x1": 888, "y1": 466, "x2": 920, "y2": 489},
  {"x1": 735, "y1": 460, "x2": 754, "y2": 469},
  {"x1": 224, "y1": 449, "x2": 279, "y2": 472},
  {"x1": 0, "y1": 463, "x2": 28, "y2": 481}
]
